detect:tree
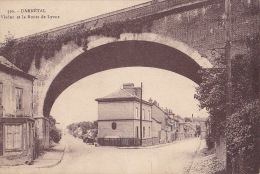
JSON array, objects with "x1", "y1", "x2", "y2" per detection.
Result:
[
  {"x1": 195, "y1": 52, "x2": 258, "y2": 138},
  {"x1": 184, "y1": 117, "x2": 192, "y2": 122},
  {"x1": 195, "y1": 125, "x2": 201, "y2": 137},
  {"x1": 49, "y1": 115, "x2": 61, "y2": 143},
  {"x1": 67, "y1": 121, "x2": 98, "y2": 136},
  {"x1": 4, "y1": 31, "x2": 15, "y2": 45},
  {"x1": 194, "y1": 35, "x2": 260, "y2": 173}
]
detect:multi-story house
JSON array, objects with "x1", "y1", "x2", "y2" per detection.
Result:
[
  {"x1": 96, "y1": 83, "x2": 153, "y2": 146},
  {"x1": 184, "y1": 122, "x2": 196, "y2": 138},
  {"x1": 96, "y1": 83, "x2": 182, "y2": 146},
  {"x1": 0, "y1": 56, "x2": 35, "y2": 159},
  {"x1": 151, "y1": 103, "x2": 168, "y2": 144},
  {"x1": 165, "y1": 110, "x2": 179, "y2": 142}
]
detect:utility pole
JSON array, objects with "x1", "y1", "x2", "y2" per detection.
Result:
[
  {"x1": 225, "y1": 0, "x2": 232, "y2": 173},
  {"x1": 140, "y1": 82, "x2": 143, "y2": 146}
]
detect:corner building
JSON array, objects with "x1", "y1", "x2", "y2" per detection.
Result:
[
  {"x1": 0, "y1": 56, "x2": 35, "y2": 159},
  {"x1": 96, "y1": 83, "x2": 153, "y2": 146}
]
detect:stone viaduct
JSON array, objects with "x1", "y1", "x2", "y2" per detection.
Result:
[{"x1": 0, "y1": 0, "x2": 259, "y2": 155}]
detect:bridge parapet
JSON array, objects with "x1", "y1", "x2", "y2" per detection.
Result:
[{"x1": 17, "y1": 0, "x2": 212, "y2": 41}]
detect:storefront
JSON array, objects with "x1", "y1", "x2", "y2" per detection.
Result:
[{"x1": 0, "y1": 117, "x2": 35, "y2": 157}]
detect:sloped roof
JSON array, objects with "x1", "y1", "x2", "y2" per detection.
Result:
[
  {"x1": 152, "y1": 115, "x2": 162, "y2": 123},
  {"x1": 0, "y1": 56, "x2": 23, "y2": 72},
  {"x1": 95, "y1": 88, "x2": 152, "y2": 106},
  {"x1": 96, "y1": 89, "x2": 135, "y2": 101},
  {"x1": 0, "y1": 56, "x2": 35, "y2": 79}
]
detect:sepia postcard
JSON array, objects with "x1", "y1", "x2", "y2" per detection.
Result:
[{"x1": 0, "y1": 0, "x2": 259, "y2": 174}]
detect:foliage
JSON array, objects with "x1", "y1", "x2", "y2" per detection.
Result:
[
  {"x1": 226, "y1": 100, "x2": 260, "y2": 174},
  {"x1": 67, "y1": 121, "x2": 98, "y2": 136},
  {"x1": 4, "y1": 31, "x2": 15, "y2": 45},
  {"x1": 206, "y1": 132, "x2": 215, "y2": 150},
  {"x1": 195, "y1": 125, "x2": 201, "y2": 137},
  {"x1": 195, "y1": 50, "x2": 258, "y2": 141},
  {"x1": 0, "y1": 17, "x2": 153, "y2": 72},
  {"x1": 49, "y1": 129, "x2": 62, "y2": 143},
  {"x1": 195, "y1": 33, "x2": 259, "y2": 172},
  {"x1": 49, "y1": 115, "x2": 62, "y2": 143},
  {"x1": 184, "y1": 117, "x2": 192, "y2": 122}
]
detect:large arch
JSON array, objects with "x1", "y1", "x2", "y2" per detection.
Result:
[{"x1": 42, "y1": 33, "x2": 212, "y2": 117}]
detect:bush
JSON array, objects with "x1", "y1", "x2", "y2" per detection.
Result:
[
  {"x1": 206, "y1": 133, "x2": 215, "y2": 150},
  {"x1": 226, "y1": 100, "x2": 260, "y2": 174},
  {"x1": 49, "y1": 128, "x2": 62, "y2": 143}
]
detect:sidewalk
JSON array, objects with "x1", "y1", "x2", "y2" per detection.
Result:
[
  {"x1": 117, "y1": 137, "x2": 199, "y2": 149},
  {"x1": 0, "y1": 140, "x2": 66, "y2": 168},
  {"x1": 33, "y1": 141, "x2": 66, "y2": 168},
  {"x1": 189, "y1": 139, "x2": 225, "y2": 174},
  {"x1": 0, "y1": 153, "x2": 28, "y2": 166}
]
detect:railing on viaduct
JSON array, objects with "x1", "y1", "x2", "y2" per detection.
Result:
[{"x1": 17, "y1": 0, "x2": 210, "y2": 41}]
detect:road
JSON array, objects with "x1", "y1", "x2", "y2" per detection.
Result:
[{"x1": 1, "y1": 134, "x2": 202, "y2": 174}]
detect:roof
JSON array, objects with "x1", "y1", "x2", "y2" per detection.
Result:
[
  {"x1": 151, "y1": 104, "x2": 167, "y2": 123},
  {"x1": 152, "y1": 116, "x2": 162, "y2": 123},
  {"x1": 95, "y1": 89, "x2": 152, "y2": 105},
  {"x1": 97, "y1": 89, "x2": 136, "y2": 100},
  {"x1": 0, "y1": 56, "x2": 35, "y2": 79},
  {"x1": 0, "y1": 56, "x2": 23, "y2": 72}
]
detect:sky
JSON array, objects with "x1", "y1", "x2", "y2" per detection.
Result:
[
  {"x1": 0, "y1": 0, "x2": 208, "y2": 127},
  {"x1": 50, "y1": 67, "x2": 208, "y2": 127}
]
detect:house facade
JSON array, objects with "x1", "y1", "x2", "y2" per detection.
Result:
[
  {"x1": 96, "y1": 83, "x2": 153, "y2": 146},
  {"x1": 0, "y1": 56, "x2": 35, "y2": 158},
  {"x1": 96, "y1": 83, "x2": 183, "y2": 147},
  {"x1": 179, "y1": 122, "x2": 196, "y2": 140},
  {"x1": 151, "y1": 104, "x2": 169, "y2": 144}
]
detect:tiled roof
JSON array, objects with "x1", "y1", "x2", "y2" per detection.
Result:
[{"x1": 0, "y1": 56, "x2": 24, "y2": 72}]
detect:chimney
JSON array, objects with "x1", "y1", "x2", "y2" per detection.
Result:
[
  {"x1": 123, "y1": 83, "x2": 134, "y2": 89},
  {"x1": 123, "y1": 83, "x2": 141, "y2": 98},
  {"x1": 149, "y1": 98, "x2": 153, "y2": 103},
  {"x1": 164, "y1": 107, "x2": 169, "y2": 114}
]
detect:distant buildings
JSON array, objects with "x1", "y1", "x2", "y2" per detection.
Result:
[{"x1": 96, "y1": 83, "x2": 200, "y2": 147}]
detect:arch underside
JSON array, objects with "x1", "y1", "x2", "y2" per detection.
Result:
[{"x1": 43, "y1": 40, "x2": 202, "y2": 117}]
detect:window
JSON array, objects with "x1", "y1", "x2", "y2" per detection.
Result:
[
  {"x1": 15, "y1": 88, "x2": 23, "y2": 110},
  {"x1": 136, "y1": 126, "x2": 139, "y2": 138},
  {"x1": 149, "y1": 127, "x2": 151, "y2": 136},
  {"x1": 135, "y1": 107, "x2": 139, "y2": 119},
  {"x1": 142, "y1": 109, "x2": 145, "y2": 120},
  {"x1": 5, "y1": 124, "x2": 22, "y2": 150},
  {"x1": 143, "y1": 127, "x2": 145, "y2": 138},
  {"x1": 0, "y1": 83, "x2": 2, "y2": 106},
  {"x1": 112, "y1": 122, "x2": 117, "y2": 130},
  {"x1": 148, "y1": 110, "x2": 151, "y2": 120}
]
